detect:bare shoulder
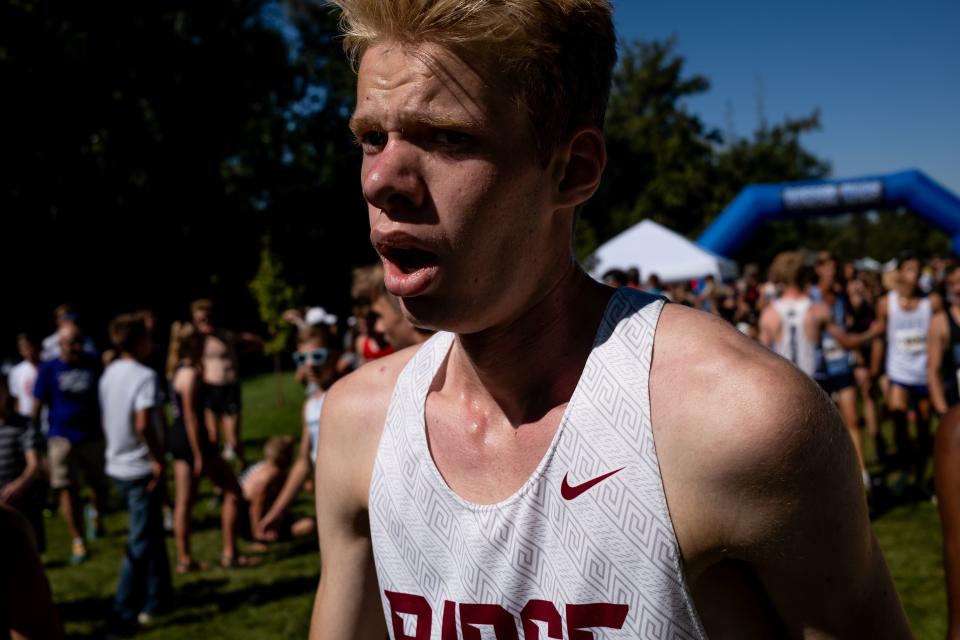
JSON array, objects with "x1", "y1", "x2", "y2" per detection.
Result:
[
  {"x1": 653, "y1": 302, "x2": 830, "y2": 443},
  {"x1": 323, "y1": 343, "x2": 423, "y2": 435},
  {"x1": 651, "y1": 304, "x2": 853, "y2": 556},
  {"x1": 317, "y1": 343, "x2": 425, "y2": 508}
]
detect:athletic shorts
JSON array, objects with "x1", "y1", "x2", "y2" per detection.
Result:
[
  {"x1": 167, "y1": 420, "x2": 219, "y2": 466},
  {"x1": 47, "y1": 437, "x2": 108, "y2": 491},
  {"x1": 816, "y1": 372, "x2": 855, "y2": 395},
  {"x1": 204, "y1": 383, "x2": 242, "y2": 417},
  {"x1": 889, "y1": 380, "x2": 929, "y2": 398}
]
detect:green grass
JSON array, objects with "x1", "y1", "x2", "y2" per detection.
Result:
[{"x1": 43, "y1": 374, "x2": 950, "y2": 638}]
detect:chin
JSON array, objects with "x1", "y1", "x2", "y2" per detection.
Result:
[{"x1": 401, "y1": 296, "x2": 503, "y2": 336}]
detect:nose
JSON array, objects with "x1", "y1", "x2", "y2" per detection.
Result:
[{"x1": 362, "y1": 138, "x2": 426, "y2": 217}]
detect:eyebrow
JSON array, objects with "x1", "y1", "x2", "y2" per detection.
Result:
[{"x1": 348, "y1": 112, "x2": 484, "y2": 137}]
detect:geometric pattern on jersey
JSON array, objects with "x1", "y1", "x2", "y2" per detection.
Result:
[{"x1": 370, "y1": 287, "x2": 706, "y2": 639}]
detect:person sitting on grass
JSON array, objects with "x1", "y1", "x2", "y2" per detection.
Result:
[
  {"x1": 240, "y1": 436, "x2": 315, "y2": 548},
  {"x1": 255, "y1": 326, "x2": 341, "y2": 541},
  {"x1": 166, "y1": 322, "x2": 251, "y2": 573}
]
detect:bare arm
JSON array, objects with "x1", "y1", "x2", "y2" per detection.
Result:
[
  {"x1": 937, "y1": 406, "x2": 960, "y2": 640},
  {"x1": 246, "y1": 469, "x2": 279, "y2": 534},
  {"x1": 179, "y1": 369, "x2": 206, "y2": 475},
  {"x1": 758, "y1": 306, "x2": 777, "y2": 349},
  {"x1": 929, "y1": 312, "x2": 950, "y2": 415},
  {"x1": 134, "y1": 406, "x2": 166, "y2": 492},
  {"x1": 309, "y1": 349, "x2": 420, "y2": 639},
  {"x1": 257, "y1": 417, "x2": 314, "y2": 540},
  {"x1": 0, "y1": 449, "x2": 39, "y2": 504},
  {"x1": 653, "y1": 306, "x2": 909, "y2": 638},
  {"x1": 734, "y1": 381, "x2": 909, "y2": 638},
  {"x1": 871, "y1": 297, "x2": 888, "y2": 377}
]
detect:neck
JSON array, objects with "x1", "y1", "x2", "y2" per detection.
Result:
[
  {"x1": 445, "y1": 263, "x2": 613, "y2": 426},
  {"x1": 782, "y1": 285, "x2": 805, "y2": 298},
  {"x1": 120, "y1": 351, "x2": 137, "y2": 361},
  {"x1": 897, "y1": 284, "x2": 916, "y2": 298}
]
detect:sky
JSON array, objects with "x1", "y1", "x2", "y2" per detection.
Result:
[{"x1": 613, "y1": 0, "x2": 960, "y2": 194}]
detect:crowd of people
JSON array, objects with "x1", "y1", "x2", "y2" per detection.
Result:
[
  {"x1": 0, "y1": 264, "x2": 429, "y2": 637},
  {"x1": 605, "y1": 251, "x2": 954, "y2": 499}
]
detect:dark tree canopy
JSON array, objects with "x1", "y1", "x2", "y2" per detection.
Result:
[{"x1": 1, "y1": 1, "x2": 370, "y2": 354}]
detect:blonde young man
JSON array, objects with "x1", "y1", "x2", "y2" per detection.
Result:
[{"x1": 312, "y1": 2, "x2": 909, "y2": 638}]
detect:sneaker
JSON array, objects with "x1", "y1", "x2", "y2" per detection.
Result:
[
  {"x1": 222, "y1": 444, "x2": 237, "y2": 461},
  {"x1": 137, "y1": 612, "x2": 156, "y2": 627},
  {"x1": 70, "y1": 538, "x2": 88, "y2": 565}
]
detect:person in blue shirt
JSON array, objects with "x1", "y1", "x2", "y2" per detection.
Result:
[{"x1": 33, "y1": 323, "x2": 109, "y2": 564}]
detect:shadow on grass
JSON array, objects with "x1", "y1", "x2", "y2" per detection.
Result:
[
  {"x1": 158, "y1": 574, "x2": 318, "y2": 628},
  {"x1": 58, "y1": 593, "x2": 114, "y2": 626}
]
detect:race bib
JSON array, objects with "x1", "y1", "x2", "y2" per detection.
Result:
[
  {"x1": 894, "y1": 328, "x2": 926, "y2": 354},
  {"x1": 822, "y1": 336, "x2": 850, "y2": 376}
]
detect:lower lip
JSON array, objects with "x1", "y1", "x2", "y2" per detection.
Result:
[{"x1": 381, "y1": 257, "x2": 440, "y2": 298}]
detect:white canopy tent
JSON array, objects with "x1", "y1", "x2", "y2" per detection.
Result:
[{"x1": 589, "y1": 219, "x2": 739, "y2": 283}]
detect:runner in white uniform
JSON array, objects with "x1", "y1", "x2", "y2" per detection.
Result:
[
  {"x1": 769, "y1": 297, "x2": 816, "y2": 376},
  {"x1": 310, "y1": 1, "x2": 909, "y2": 638},
  {"x1": 875, "y1": 253, "x2": 940, "y2": 487},
  {"x1": 760, "y1": 252, "x2": 817, "y2": 376}
]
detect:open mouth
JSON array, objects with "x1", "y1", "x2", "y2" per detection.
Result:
[
  {"x1": 379, "y1": 245, "x2": 439, "y2": 274},
  {"x1": 376, "y1": 242, "x2": 441, "y2": 297}
]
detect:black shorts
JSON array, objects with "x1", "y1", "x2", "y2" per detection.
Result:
[
  {"x1": 817, "y1": 372, "x2": 855, "y2": 395},
  {"x1": 168, "y1": 419, "x2": 218, "y2": 465},
  {"x1": 204, "y1": 383, "x2": 242, "y2": 417}
]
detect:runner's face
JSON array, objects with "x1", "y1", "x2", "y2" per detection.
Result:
[
  {"x1": 192, "y1": 310, "x2": 214, "y2": 335},
  {"x1": 372, "y1": 294, "x2": 413, "y2": 348},
  {"x1": 353, "y1": 42, "x2": 565, "y2": 333},
  {"x1": 899, "y1": 260, "x2": 920, "y2": 289}
]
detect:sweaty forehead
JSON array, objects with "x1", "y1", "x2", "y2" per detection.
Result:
[{"x1": 352, "y1": 42, "x2": 508, "y2": 132}]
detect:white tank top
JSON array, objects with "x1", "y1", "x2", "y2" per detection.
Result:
[
  {"x1": 305, "y1": 393, "x2": 324, "y2": 465},
  {"x1": 886, "y1": 291, "x2": 932, "y2": 386},
  {"x1": 771, "y1": 297, "x2": 816, "y2": 377},
  {"x1": 369, "y1": 288, "x2": 705, "y2": 640}
]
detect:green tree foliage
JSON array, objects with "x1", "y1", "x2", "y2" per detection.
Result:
[
  {"x1": 249, "y1": 237, "x2": 299, "y2": 358},
  {"x1": 580, "y1": 38, "x2": 830, "y2": 264},
  {"x1": 581, "y1": 38, "x2": 949, "y2": 268},
  {"x1": 248, "y1": 236, "x2": 299, "y2": 403}
]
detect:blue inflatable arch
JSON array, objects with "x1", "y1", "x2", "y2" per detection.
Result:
[{"x1": 696, "y1": 170, "x2": 960, "y2": 257}]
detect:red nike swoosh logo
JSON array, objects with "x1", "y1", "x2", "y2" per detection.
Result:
[{"x1": 561, "y1": 467, "x2": 625, "y2": 500}]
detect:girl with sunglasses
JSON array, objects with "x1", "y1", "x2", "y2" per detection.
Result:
[{"x1": 255, "y1": 324, "x2": 341, "y2": 542}]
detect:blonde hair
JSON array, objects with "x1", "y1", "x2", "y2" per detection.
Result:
[
  {"x1": 768, "y1": 252, "x2": 806, "y2": 287},
  {"x1": 329, "y1": 0, "x2": 617, "y2": 159},
  {"x1": 166, "y1": 321, "x2": 203, "y2": 380},
  {"x1": 264, "y1": 436, "x2": 295, "y2": 469}
]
